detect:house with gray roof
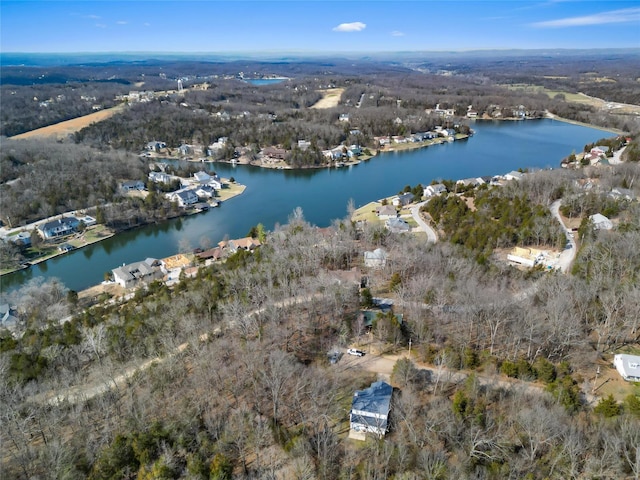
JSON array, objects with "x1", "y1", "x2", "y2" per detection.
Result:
[
  {"x1": 0, "y1": 304, "x2": 18, "y2": 330},
  {"x1": 37, "y1": 216, "x2": 80, "y2": 240},
  {"x1": 350, "y1": 381, "x2": 393, "y2": 438},
  {"x1": 364, "y1": 248, "x2": 387, "y2": 268},
  {"x1": 386, "y1": 217, "x2": 411, "y2": 233},
  {"x1": 424, "y1": 183, "x2": 447, "y2": 197},
  {"x1": 614, "y1": 354, "x2": 640, "y2": 382},
  {"x1": 112, "y1": 258, "x2": 164, "y2": 289}
]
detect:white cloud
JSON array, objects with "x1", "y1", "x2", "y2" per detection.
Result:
[
  {"x1": 391, "y1": 30, "x2": 405, "y2": 37},
  {"x1": 144, "y1": 22, "x2": 151, "y2": 27},
  {"x1": 116, "y1": 20, "x2": 128, "y2": 25},
  {"x1": 95, "y1": 23, "x2": 107, "y2": 29},
  {"x1": 85, "y1": 14, "x2": 100, "y2": 20},
  {"x1": 531, "y1": 7, "x2": 640, "y2": 28},
  {"x1": 333, "y1": 22, "x2": 366, "y2": 32}
]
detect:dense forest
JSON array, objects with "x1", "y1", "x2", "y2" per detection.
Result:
[{"x1": 2, "y1": 161, "x2": 640, "y2": 479}]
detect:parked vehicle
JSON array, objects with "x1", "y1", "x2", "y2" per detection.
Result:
[{"x1": 347, "y1": 348, "x2": 365, "y2": 357}]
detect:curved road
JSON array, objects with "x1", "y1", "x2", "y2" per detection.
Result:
[
  {"x1": 411, "y1": 201, "x2": 437, "y2": 243},
  {"x1": 550, "y1": 200, "x2": 577, "y2": 273}
]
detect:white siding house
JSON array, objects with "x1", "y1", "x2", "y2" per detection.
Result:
[{"x1": 614, "y1": 354, "x2": 640, "y2": 382}]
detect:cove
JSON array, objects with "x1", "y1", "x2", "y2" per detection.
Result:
[{"x1": 1, "y1": 119, "x2": 612, "y2": 293}]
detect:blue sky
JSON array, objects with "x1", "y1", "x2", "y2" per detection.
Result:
[{"x1": 1, "y1": 1, "x2": 639, "y2": 53}]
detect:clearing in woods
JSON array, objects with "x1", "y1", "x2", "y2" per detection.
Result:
[
  {"x1": 310, "y1": 88, "x2": 345, "y2": 109},
  {"x1": 10, "y1": 104, "x2": 127, "y2": 140}
]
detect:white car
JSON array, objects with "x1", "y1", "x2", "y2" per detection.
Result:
[{"x1": 347, "y1": 348, "x2": 365, "y2": 357}]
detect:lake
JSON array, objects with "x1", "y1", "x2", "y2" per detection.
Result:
[{"x1": 1, "y1": 119, "x2": 612, "y2": 293}]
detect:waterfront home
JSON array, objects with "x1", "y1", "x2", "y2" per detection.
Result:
[
  {"x1": 194, "y1": 171, "x2": 212, "y2": 183},
  {"x1": 168, "y1": 189, "x2": 199, "y2": 207},
  {"x1": 350, "y1": 381, "x2": 393, "y2": 439},
  {"x1": 196, "y1": 247, "x2": 224, "y2": 265},
  {"x1": 195, "y1": 185, "x2": 216, "y2": 198},
  {"x1": 364, "y1": 248, "x2": 387, "y2": 269},
  {"x1": 424, "y1": 183, "x2": 448, "y2": 197},
  {"x1": 613, "y1": 354, "x2": 640, "y2": 382},
  {"x1": 262, "y1": 146, "x2": 287, "y2": 160},
  {"x1": 223, "y1": 237, "x2": 262, "y2": 253},
  {"x1": 112, "y1": 258, "x2": 164, "y2": 289},
  {"x1": 37, "y1": 216, "x2": 80, "y2": 240},
  {"x1": 10, "y1": 231, "x2": 31, "y2": 247},
  {"x1": 376, "y1": 205, "x2": 398, "y2": 220},
  {"x1": 392, "y1": 193, "x2": 414, "y2": 207}
]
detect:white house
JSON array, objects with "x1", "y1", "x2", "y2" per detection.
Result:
[
  {"x1": 149, "y1": 171, "x2": 172, "y2": 184},
  {"x1": 614, "y1": 354, "x2": 640, "y2": 382},
  {"x1": 350, "y1": 381, "x2": 393, "y2": 439},
  {"x1": 589, "y1": 213, "x2": 613, "y2": 230},
  {"x1": 169, "y1": 189, "x2": 199, "y2": 207},
  {"x1": 424, "y1": 184, "x2": 448, "y2": 197},
  {"x1": 505, "y1": 171, "x2": 524, "y2": 181}
]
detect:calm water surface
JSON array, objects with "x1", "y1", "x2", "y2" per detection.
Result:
[{"x1": 1, "y1": 119, "x2": 612, "y2": 292}]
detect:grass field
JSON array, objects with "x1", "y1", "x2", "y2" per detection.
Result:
[
  {"x1": 310, "y1": 88, "x2": 345, "y2": 109},
  {"x1": 10, "y1": 104, "x2": 127, "y2": 140}
]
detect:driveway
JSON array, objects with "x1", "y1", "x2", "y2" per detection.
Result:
[
  {"x1": 550, "y1": 200, "x2": 577, "y2": 273},
  {"x1": 411, "y1": 201, "x2": 437, "y2": 243}
]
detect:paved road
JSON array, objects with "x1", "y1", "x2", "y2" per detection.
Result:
[{"x1": 411, "y1": 201, "x2": 437, "y2": 243}]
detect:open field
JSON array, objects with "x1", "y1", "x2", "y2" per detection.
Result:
[
  {"x1": 10, "y1": 104, "x2": 126, "y2": 140},
  {"x1": 503, "y1": 84, "x2": 640, "y2": 116},
  {"x1": 310, "y1": 88, "x2": 345, "y2": 109}
]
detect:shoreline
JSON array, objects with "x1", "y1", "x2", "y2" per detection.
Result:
[
  {"x1": 543, "y1": 111, "x2": 624, "y2": 135},
  {"x1": 0, "y1": 179, "x2": 245, "y2": 277}
]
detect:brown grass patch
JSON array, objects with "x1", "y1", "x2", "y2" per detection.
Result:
[
  {"x1": 10, "y1": 104, "x2": 126, "y2": 140},
  {"x1": 310, "y1": 88, "x2": 345, "y2": 109}
]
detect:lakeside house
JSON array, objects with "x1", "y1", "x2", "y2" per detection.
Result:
[
  {"x1": 112, "y1": 258, "x2": 164, "y2": 289},
  {"x1": 262, "y1": 146, "x2": 287, "y2": 160},
  {"x1": 350, "y1": 381, "x2": 393, "y2": 439},
  {"x1": 424, "y1": 184, "x2": 448, "y2": 197},
  {"x1": 168, "y1": 189, "x2": 199, "y2": 207},
  {"x1": 613, "y1": 354, "x2": 640, "y2": 382},
  {"x1": 376, "y1": 205, "x2": 398, "y2": 220},
  {"x1": 37, "y1": 216, "x2": 80, "y2": 240},
  {"x1": 218, "y1": 237, "x2": 262, "y2": 253},
  {"x1": 392, "y1": 192, "x2": 414, "y2": 207}
]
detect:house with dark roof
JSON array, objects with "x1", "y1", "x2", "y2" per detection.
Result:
[
  {"x1": 37, "y1": 216, "x2": 80, "y2": 240},
  {"x1": 120, "y1": 180, "x2": 145, "y2": 192},
  {"x1": 350, "y1": 381, "x2": 393, "y2": 439}
]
